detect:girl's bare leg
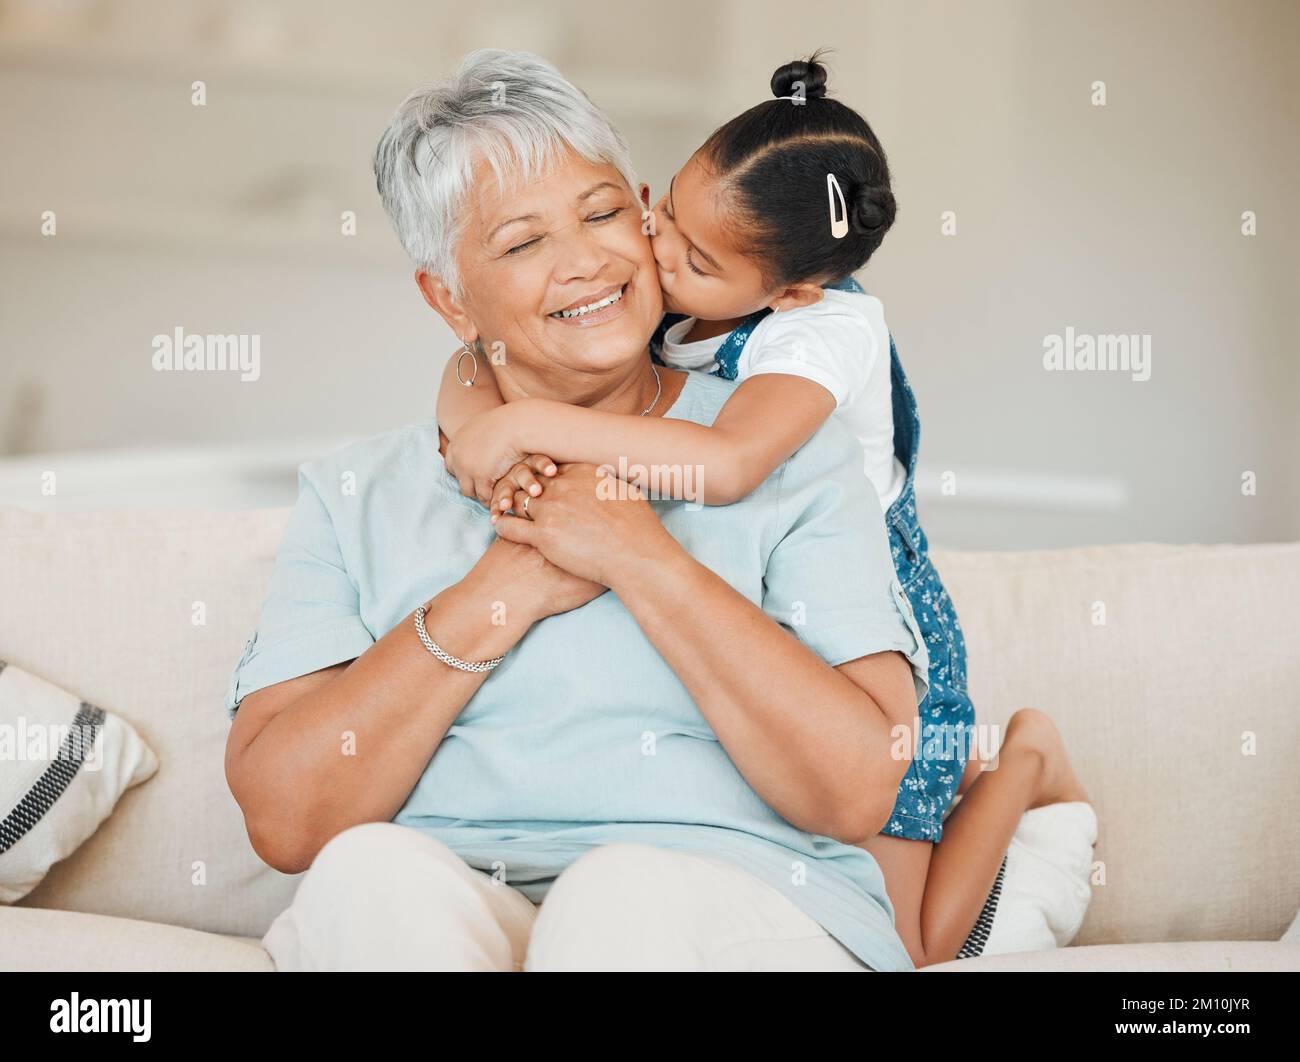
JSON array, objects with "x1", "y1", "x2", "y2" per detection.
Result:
[{"x1": 860, "y1": 708, "x2": 1089, "y2": 968}]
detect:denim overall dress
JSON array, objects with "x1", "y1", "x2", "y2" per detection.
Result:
[{"x1": 652, "y1": 277, "x2": 976, "y2": 843}]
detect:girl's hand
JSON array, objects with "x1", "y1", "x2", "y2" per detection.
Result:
[
  {"x1": 490, "y1": 454, "x2": 558, "y2": 515},
  {"x1": 490, "y1": 462, "x2": 680, "y2": 588},
  {"x1": 444, "y1": 406, "x2": 527, "y2": 505}
]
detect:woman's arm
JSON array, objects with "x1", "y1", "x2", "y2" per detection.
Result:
[
  {"x1": 492, "y1": 463, "x2": 916, "y2": 844},
  {"x1": 615, "y1": 546, "x2": 916, "y2": 843},
  {"x1": 224, "y1": 538, "x2": 603, "y2": 873},
  {"x1": 453, "y1": 373, "x2": 836, "y2": 508},
  {"x1": 436, "y1": 345, "x2": 505, "y2": 438}
]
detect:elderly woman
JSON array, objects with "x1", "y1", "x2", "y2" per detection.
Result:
[{"x1": 222, "y1": 49, "x2": 930, "y2": 972}]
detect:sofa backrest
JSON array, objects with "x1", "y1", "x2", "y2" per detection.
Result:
[
  {"x1": 2, "y1": 505, "x2": 1297, "y2": 944},
  {"x1": 2, "y1": 507, "x2": 299, "y2": 939},
  {"x1": 936, "y1": 541, "x2": 1299, "y2": 946}
]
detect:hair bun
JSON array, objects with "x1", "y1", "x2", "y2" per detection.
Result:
[
  {"x1": 851, "y1": 184, "x2": 897, "y2": 238},
  {"x1": 771, "y1": 55, "x2": 829, "y2": 100}
]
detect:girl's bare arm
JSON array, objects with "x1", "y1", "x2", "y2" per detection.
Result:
[
  {"x1": 436, "y1": 347, "x2": 505, "y2": 439},
  {"x1": 457, "y1": 372, "x2": 837, "y2": 507}
]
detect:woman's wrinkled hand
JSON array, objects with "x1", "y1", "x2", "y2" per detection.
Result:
[
  {"x1": 467, "y1": 535, "x2": 607, "y2": 625},
  {"x1": 490, "y1": 462, "x2": 680, "y2": 588},
  {"x1": 444, "y1": 406, "x2": 527, "y2": 505}
]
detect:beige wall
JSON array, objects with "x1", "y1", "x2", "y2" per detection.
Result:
[{"x1": 0, "y1": 0, "x2": 1295, "y2": 546}]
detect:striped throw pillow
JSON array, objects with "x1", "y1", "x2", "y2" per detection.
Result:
[{"x1": 0, "y1": 661, "x2": 157, "y2": 903}]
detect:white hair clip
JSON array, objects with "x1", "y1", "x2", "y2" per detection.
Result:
[{"x1": 827, "y1": 173, "x2": 848, "y2": 239}]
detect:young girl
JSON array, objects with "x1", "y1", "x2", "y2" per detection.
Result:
[{"x1": 437, "y1": 54, "x2": 1093, "y2": 967}]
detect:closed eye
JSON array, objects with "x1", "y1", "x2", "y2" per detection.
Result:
[
  {"x1": 662, "y1": 204, "x2": 709, "y2": 275},
  {"x1": 504, "y1": 208, "x2": 624, "y2": 256},
  {"x1": 505, "y1": 237, "x2": 541, "y2": 256}
]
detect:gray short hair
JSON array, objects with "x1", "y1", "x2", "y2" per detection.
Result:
[{"x1": 374, "y1": 49, "x2": 639, "y2": 300}]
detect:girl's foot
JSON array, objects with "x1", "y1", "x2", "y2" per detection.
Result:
[{"x1": 998, "y1": 708, "x2": 1090, "y2": 810}]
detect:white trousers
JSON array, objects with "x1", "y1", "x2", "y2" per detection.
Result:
[{"x1": 261, "y1": 822, "x2": 871, "y2": 972}]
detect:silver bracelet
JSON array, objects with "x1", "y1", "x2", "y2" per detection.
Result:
[{"x1": 413, "y1": 604, "x2": 505, "y2": 673}]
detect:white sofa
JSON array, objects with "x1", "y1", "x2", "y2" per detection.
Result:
[{"x1": 1, "y1": 504, "x2": 1297, "y2": 971}]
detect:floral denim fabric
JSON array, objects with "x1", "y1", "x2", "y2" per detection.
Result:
[
  {"x1": 871, "y1": 324, "x2": 975, "y2": 842},
  {"x1": 652, "y1": 276, "x2": 976, "y2": 843}
]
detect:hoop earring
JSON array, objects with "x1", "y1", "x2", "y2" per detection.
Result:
[{"x1": 455, "y1": 343, "x2": 478, "y2": 388}]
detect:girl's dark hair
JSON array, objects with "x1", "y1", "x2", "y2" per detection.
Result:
[{"x1": 699, "y1": 51, "x2": 896, "y2": 289}]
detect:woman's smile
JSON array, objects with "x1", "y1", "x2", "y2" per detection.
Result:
[{"x1": 547, "y1": 282, "x2": 629, "y2": 328}]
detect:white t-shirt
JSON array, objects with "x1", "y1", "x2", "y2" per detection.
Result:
[{"x1": 660, "y1": 288, "x2": 907, "y2": 512}]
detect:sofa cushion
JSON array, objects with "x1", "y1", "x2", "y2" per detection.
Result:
[
  {"x1": 1282, "y1": 907, "x2": 1300, "y2": 943},
  {"x1": 0, "y1": 905, "x2": 273, "y2": 971},
  {"x1": 932, "y1": 542, "x2": 1300, "y2": 947},
  {"x1": 1, "y1": 504, "x2": 1296, "y2": 949},
  {"x1": 923, "y1": 940, "x2": 1300, "y2": 972},
  {"x1": 0, "y1": 507, "x2": 302, "y2": 938}
]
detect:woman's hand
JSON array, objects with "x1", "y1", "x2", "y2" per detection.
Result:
[
  {"x1": 444, "y1": 406, "x2": 529, "y2": 505},
  {"x1": 464, "y1": 533, "x2": 607, "y2": 624},
  {"x1": 490, "y1": 462, "x2": 680, "y2": 588},
  {"x1": 489, "y1": 454, "x2": 558, "y2": 515}
]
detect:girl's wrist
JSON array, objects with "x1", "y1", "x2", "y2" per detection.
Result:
[{"x1": 502, "y1": 397, "x2": 546, "y2": 453}]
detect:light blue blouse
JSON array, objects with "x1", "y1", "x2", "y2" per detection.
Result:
[{"x1": 224, "y1": 370, "x2": 930, "y2": 971}]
